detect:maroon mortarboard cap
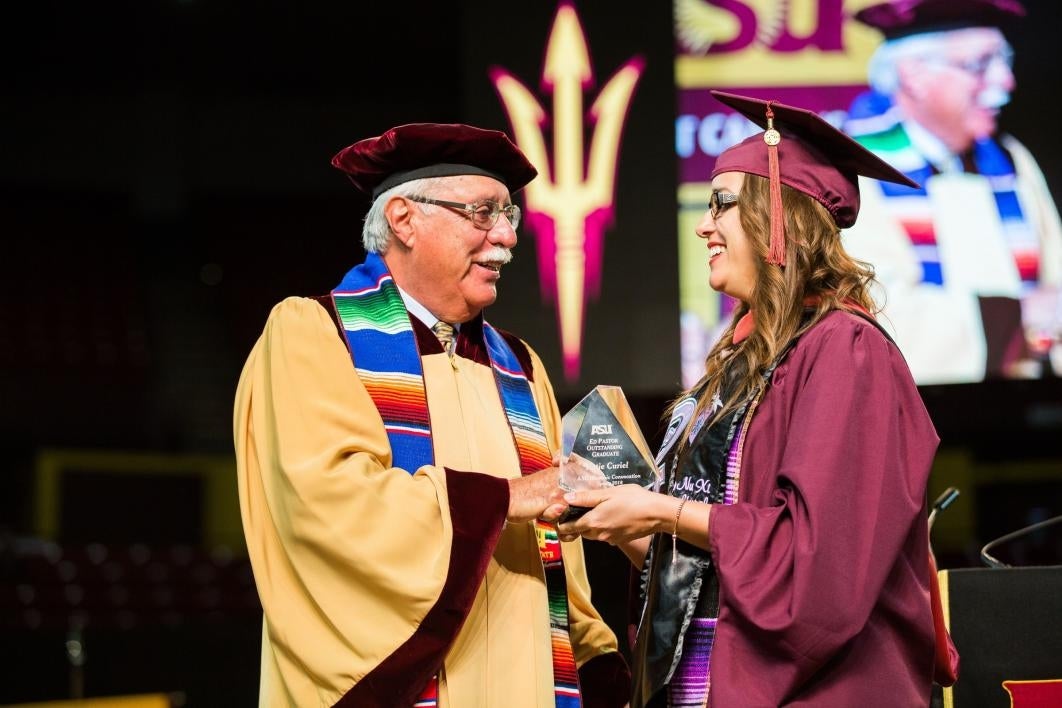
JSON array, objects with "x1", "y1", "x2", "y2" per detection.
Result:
[
  {"x1": 855, "y1": 0, "x2": 1025, "y2": 40},
  {"x1": 331, "y1": 123, "x2": 538, "y2": 199},
  {"x1": 711, "y1": 90, "x2": 919, "y2": 264}
]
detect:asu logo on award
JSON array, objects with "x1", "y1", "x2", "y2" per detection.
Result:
[
  {"x1": 558, "y1": 386, "x2": 661, "y2": 520},
  {"x1": 491, "y1": 3, "x2": 643, "y2": 382}
]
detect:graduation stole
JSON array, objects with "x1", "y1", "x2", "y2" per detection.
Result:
[
  {"x1": 331, "y1": 253, "x2": 581, "y2": 708},
  {"x1": 851, "y1": 109, "x2": 1038, "y2": 288}
]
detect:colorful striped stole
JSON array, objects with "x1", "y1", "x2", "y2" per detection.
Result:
[
  {"x1": 333, "y1": 258, "x2": 434, "y2": 466},
  {"x1": 666, "y1": 618, "x2": 717, "y2": 707},
  {"x1": 332, "y1": 253, "x2": 581, "y2": 707},
  {"x1": 484, "y1": 326, "x2": 581, "y2": 707},
  {"x1": 847, "y1": 92, "x2": 1039, "y2": 289}
]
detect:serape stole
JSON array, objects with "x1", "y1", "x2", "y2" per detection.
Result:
[
  {"x1": 483, "y1": 326, "x2": 581, "y2": 707},
  {"x1": 331, "y1": 253, "x2": 580, "y2": 707},
  {"x1": 666, "y1": 618, "x2": 717, "y2": 708},
  {"x1": 848, "y1": 93, "x2": 1039, "y2": 289},
  {"x1": 332, "y1": 257, "x2": 434, "y2": 466}
]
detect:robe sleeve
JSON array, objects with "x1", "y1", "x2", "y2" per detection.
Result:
[
  {"x1": 525, "y1": 343, "x2": 631, "y2": 706},
  {"x1": 235, "y1": 297, "x2": 508, "y2": 702},
  {"x1": 707, "y1": 317, "x2": 937, "y2": 693}
]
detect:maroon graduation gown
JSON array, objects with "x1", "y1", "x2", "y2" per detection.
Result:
[{"x1": 707, "y1": 310, "x2": 938, "y2": 706}]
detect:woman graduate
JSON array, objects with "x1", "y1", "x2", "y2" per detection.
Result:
[{"x1": 558, "y1": 92, "x2": 956, "y2": 707}]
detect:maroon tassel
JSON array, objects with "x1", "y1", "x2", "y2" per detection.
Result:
[{"x1": 764, "y1": 102, "x2": 786, "y2": 266}]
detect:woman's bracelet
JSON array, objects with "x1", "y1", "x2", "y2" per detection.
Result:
[{"x1": 672, "y1": 498, "x2": 688, "y2": 565}]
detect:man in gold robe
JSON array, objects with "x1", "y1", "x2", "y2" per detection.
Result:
[{"x1": 234, "y1": 123, "x2": 629, "y2": 707}]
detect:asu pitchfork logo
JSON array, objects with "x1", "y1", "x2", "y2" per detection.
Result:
[{"x1": 490, "y1": 2, "x2": 643, "y2": 381}]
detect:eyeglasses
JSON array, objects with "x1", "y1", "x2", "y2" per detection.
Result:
[
  {"x1": 406, "y1": 196, "x2": 522, "y2": 231},
  {"x1": 928, "y1": 45, "x2": 1014, "y2": 77},
  {"x1": 708, "y1": 190, "x2": 739, "y2": 219}
]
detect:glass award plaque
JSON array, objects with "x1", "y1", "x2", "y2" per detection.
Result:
[{"x1": 559, "y1": 385, "x2": 661, "y2": 521}]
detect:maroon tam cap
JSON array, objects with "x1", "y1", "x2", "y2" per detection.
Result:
[
  {"x1": 331, "y1": 123, "x2": 538, "y2": 199},
  {"x1": 855, "y1": 0, "x2": 1025, "y2": 40}
]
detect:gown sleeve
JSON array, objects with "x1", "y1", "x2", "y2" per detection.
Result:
[
  {"x1": 234, "y1": 297, "x2": 507, "y2": 701},
  {"x1": 707, "y1": 316, "x2": 938, "y2": 694}
]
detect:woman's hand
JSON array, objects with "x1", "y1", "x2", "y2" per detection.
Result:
[{"x1": 556, "y1": 485, "x2": 674, "y2": 544}]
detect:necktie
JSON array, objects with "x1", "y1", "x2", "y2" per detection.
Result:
[{"x1": 432, "y1": 321, "x2": 456, "y2": 363}]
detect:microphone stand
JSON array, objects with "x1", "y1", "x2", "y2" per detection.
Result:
[{"x1": 980, "y1": 514, "x2": 1062, "y2": 569}]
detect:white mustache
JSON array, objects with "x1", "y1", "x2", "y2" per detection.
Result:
[
  {"x1": 977, "y1": 85, "x2": 1011, "y2": 110},
  {"x1": 478, "y1": 247, "x2": 513, "y2": 265}
]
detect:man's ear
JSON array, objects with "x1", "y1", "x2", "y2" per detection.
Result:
[{"x1": 385, "y1": 196, "x2": 415, "y2": 248}]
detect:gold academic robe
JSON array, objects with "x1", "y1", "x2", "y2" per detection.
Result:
[{"x1": 234, "y1": 296, "x2": 626, "y2": 707}]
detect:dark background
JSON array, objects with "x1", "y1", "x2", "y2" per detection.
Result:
[{"x1": 1, "y1": 1, "x2": 1060, "y2": 705}]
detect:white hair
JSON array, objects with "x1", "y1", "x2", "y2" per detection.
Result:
[
  {"x1": 866, "y1": 30, "x2": 963, "y2": 95},
  {"x1": 361, "y1": 176, "x2": 449, "y2": 254},
  {"x1": 867, "y1": 27, "x2": 1009, "y2": 97}
]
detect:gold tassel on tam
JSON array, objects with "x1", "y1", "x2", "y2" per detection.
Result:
[{"x1": 764, "y1": 102, "x2": 786, "y2": 266}]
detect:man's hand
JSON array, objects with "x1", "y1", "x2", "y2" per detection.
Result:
[{"x1": 507, "y1": 466, "x2": 567, "y2": 524}]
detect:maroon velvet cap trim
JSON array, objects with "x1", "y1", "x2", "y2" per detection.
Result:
[
  {"x1": 331, "y1": 122, "x2": 538, "y2": 199},
  {"x1": 334, "y1": 468, "x2": 508, "y2": 707},
  {"x1": 855, "y1": 0, "x2": 1025, "y2": 39},
  {"x1": 578, "y1": 652, "x2": 633, "y2": 708}
]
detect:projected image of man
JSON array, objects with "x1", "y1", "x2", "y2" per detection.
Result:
[{"x1": 843, "y1": 0, "x2": 1062, "y2": 383}]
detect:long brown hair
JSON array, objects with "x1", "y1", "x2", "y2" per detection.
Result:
[{"x1": 669, "y1": 173, "x2": 879, "y2": 450}]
